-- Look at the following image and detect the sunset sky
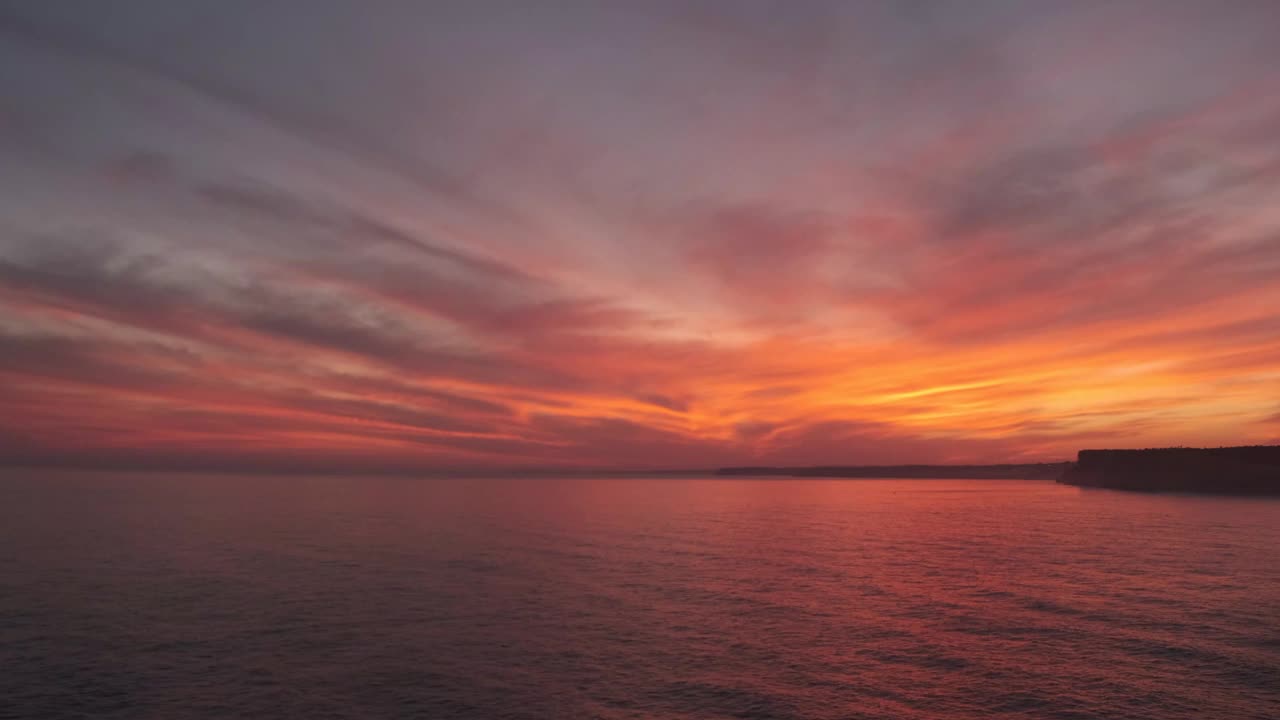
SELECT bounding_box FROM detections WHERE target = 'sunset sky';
[1,1,1278,472]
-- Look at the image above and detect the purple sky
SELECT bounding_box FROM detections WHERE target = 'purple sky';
[2,1,1279,471]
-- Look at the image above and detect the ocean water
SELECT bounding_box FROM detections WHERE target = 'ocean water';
[2,472,1278,720]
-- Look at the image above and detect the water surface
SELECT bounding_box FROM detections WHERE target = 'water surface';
[3,472,1278,719]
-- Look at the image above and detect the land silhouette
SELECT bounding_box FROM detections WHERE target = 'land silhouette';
[717,463,1067,480]
[1058,445,1280,495]
[720,445,1280,495]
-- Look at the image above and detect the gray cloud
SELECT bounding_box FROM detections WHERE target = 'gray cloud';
[3,0,1280,469]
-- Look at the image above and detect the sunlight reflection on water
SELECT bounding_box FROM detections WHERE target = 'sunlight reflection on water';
[2,473,1278,719]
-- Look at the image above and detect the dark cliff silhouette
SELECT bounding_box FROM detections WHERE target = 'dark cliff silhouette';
[1058,445,1280,495]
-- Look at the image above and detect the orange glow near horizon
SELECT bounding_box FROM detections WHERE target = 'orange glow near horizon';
[1,2,1279,471]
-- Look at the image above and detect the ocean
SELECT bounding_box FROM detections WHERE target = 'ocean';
[2,472,1278,719]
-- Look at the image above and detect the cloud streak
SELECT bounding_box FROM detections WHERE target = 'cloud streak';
[2,1,1278,471]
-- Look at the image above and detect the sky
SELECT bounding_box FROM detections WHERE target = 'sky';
[1,0,1278,472]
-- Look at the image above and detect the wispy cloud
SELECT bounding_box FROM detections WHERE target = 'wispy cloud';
[1,1,1278,470]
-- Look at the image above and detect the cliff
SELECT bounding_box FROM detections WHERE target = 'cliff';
[1058,445,1280,495]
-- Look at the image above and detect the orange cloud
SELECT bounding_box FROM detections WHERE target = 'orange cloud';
[2,1,1279,471]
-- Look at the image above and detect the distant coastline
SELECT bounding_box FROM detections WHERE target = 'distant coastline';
[716,463,1069,480]
[718,446,1280,494]
[1058,445,1280,495]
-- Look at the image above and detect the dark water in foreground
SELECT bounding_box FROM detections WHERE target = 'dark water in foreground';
[2,473,1279,720]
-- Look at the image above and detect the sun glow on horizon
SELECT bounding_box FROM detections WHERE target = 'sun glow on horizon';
[1,2,1278,471]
